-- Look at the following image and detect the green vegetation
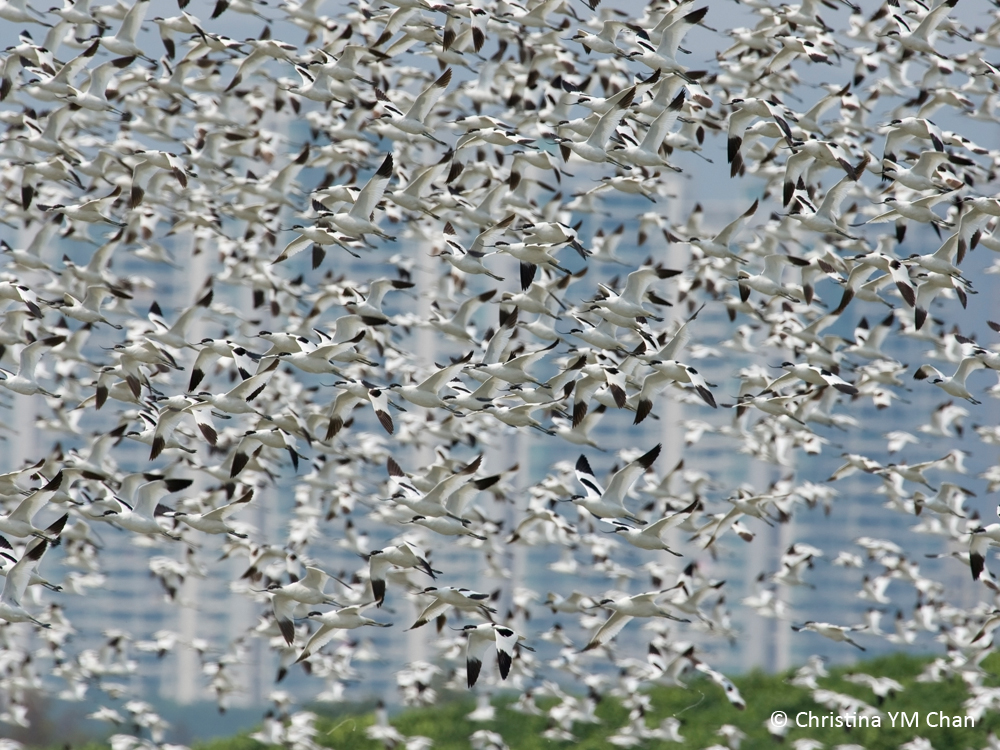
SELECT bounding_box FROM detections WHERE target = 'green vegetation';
[62,652,1000,750]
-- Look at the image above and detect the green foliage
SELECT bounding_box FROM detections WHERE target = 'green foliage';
[53,652,1000,750]
[196,736,271,750]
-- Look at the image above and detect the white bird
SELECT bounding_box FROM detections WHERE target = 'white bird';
[787,171,864,238]
[407,586,496,630]
[572,444,661,520]
[970,507,1000,581]
[584,590,690,651]
[615,90,685,171]
[608,500,697,555]
[0,472,66,541]
[727,97,795,176]
[387,454,482,517]
[555,85,635,166]
[195,360,278,417]
[325,154,396,242]
[172,489,253,537]
[737,255,810,303]
[387,354,473,409]
[881,151,955,191]
[65,57,134,113]
[462,622,531,687]
[765,362,859,396]
[368,543,436,606]
[294,605,392,663]
[913,357,986,405]
[628,6,708,76]
[688,199,757,264]
[376,69,452,145]
[187,339,253,391]
[103,478,191,541]
[267,566,347,645]
[59,286,125,328]
[571,20,630,56]
[882,117,944,163]
[0,539,50,628]
[99,0,152,58]
[437,219,508,281]
[858,192,957,230]
[791,621,866,650]
[0,336,65,397]
[886,0,961,58]
[591,265,679,322]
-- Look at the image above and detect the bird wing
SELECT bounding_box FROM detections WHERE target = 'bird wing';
[619,267,654,304]
[912,150,949,176]
[643,500,699,536]
[469,214,515,254]
[8,478,58,525]
[817,174,856,219]
[762,254,790,282]
[134,480,172,518]
[656,306,708,360]
[506,340,558,370]
[970,531,992,580]
[715,199,758,245]
[0,539,46,606]
[202,489,253,522]
[912,0,957,41]
[349,154,394,220]
[272,233,311,264]
[299,622,337,658]
[117,0,151,45]
[225,361,278,401]
[913,189,959,208]
[705,505,743,548]
[150,407,188,458]
[465,625,494,686]
[367,388,394,434]
[189,404,218,446]
[585,610,632,650]
[604,444,661,504]
[423,454,482,505]
[573,373,604,411]
[585,86,635,148]
[301,566,328,591]
[955,356,986,385]
[272,593,298,644]
[18,338,56,378]
[695,662,746,710]
[763,371,798,392]
[404,68,451,123]
[409,598,450,629]
[639,91,685,151]
[417,359,468,393]
[574,454,606,499]
[368,552,391,588]
[862,207,902,225]
[657,6,707,60]
[493,625,520,678]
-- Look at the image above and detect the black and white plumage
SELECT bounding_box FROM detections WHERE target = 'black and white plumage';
[462,622,531,687]
[573,444,661,520]
[1,0,999,729]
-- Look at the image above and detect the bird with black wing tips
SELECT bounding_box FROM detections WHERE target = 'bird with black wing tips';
[462,622,532,687]
[0,538,52,628]
[367,542,437,607]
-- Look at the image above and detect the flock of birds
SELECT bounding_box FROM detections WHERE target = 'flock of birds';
[1,0,1000,746]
